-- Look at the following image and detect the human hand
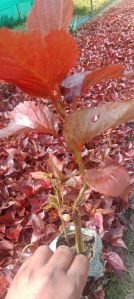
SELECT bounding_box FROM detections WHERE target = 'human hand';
[5,245,89,299]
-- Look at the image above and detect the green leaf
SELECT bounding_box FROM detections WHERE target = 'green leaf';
[48,195,59,209]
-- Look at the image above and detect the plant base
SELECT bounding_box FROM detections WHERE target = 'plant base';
[50,226,104,278]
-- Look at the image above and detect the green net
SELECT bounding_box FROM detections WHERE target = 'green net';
[0,0,112,29]
[0,0,33,28]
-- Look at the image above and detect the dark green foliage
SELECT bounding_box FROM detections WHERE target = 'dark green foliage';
[0,15,26,29]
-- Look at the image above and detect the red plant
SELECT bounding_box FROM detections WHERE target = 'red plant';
[0,0,134,297]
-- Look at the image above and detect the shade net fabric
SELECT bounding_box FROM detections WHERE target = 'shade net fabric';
[0,0,33,27]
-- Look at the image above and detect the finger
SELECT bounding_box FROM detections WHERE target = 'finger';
[17,256,32,273]
[47,246,74,272]
[68,255,89,292]
[28,246,53,270]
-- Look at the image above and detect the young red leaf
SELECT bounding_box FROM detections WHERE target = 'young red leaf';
[61,65,125,101]
[60,71,89,101]
[0,101,56,138]
[82,64,125,94]
[47,154,64,180]
[105,251,126,271]
[63,100,134,151]
[0,29,78,98]
[27,0,73,35]
[85,161,130,200]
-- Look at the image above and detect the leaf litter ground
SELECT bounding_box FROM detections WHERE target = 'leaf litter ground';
[0,0,134,298]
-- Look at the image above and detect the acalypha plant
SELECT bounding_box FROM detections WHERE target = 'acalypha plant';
[0,0,134,256]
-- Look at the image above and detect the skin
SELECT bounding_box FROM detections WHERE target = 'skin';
[5,245,89,299]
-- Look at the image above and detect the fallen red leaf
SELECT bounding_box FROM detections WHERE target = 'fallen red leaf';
[105,251,126,271]
[111,238,127,248]
[0,215,15,226]
[85,161,130,200]
[6,225,22,242]
[0,239,14,251]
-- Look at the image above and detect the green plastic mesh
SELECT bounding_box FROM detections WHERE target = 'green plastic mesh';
[0,1,33,28]
[0,0,112,29]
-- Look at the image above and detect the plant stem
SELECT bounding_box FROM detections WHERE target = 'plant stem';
[54,181,69,245]
[73,152,86,254]
[73,208,83,254]
[59,212,69,245]
[51,88,65,120]
[74,151,85,177]
[75,182,86,206]
[55,100,65,120]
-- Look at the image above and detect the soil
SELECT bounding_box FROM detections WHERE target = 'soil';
[57,233,94,259]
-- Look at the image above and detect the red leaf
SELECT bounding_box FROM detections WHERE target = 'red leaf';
[0,101,56,138]
[63,100,134,151]
[0,275,9,298]
[111,224,124,239]
[21,177,51,197]
[31,214,44,234]
[1,148,17,175]
[60,71,89,100]
[95,289,105,299]
[21,185,33,197]
[44,223,57,236]
[82,64,125,94]
[0,29,78,98]
[105,251,126,271]
[29,197,47,213]
[111,238,127,249]
[61,65,125,101]
[36,180,51,190]
[6,225,22,241]
[86,213,103,233]
[0,215,15,226]
[85,161,130,200]
[31,223,57,243]
[47,154,64,180]
[0,239,14,251]
[27,0,73,35]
